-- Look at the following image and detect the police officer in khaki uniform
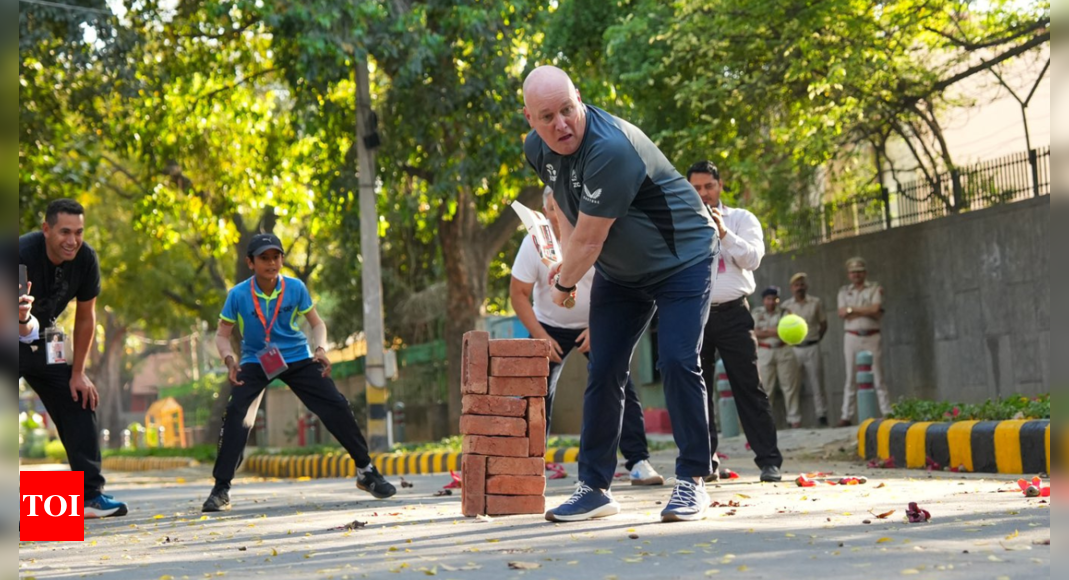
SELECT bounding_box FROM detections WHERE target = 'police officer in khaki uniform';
[752,287,803,428]
[836,257,891,426]
[781,273,829,427]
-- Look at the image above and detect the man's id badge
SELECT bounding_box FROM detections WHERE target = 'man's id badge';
[256,343,288,380]
[44,327,68,366]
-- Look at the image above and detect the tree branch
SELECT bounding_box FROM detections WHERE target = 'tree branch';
[402,164,436,184]
[192,67,278,107]
[930,30,1050,93]
[925,18,1049,52]
[163,289,202,311]
[1024,58,1051,106]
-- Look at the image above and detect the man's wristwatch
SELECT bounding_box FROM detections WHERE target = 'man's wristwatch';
[554,280,577,294]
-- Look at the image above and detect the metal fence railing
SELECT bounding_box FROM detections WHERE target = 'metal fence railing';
[772,147,1050,251]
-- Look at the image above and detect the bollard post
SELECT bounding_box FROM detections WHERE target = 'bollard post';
[715,359,741,438]
[122,429,132,450]
[101,429,110,448]
[393,402,407,445]
[856,351,879,422]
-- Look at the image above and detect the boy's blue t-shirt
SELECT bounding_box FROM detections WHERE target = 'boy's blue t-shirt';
[220,276,315,365]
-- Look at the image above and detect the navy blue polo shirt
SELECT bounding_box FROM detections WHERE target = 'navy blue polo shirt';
[220,276,315,365]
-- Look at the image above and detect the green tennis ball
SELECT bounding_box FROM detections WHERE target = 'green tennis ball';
[778,314,809,346]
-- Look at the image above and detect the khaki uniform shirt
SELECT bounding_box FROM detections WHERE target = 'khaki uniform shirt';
[837,281,883,332]
[752,306,787,348]
[781,296,826,343]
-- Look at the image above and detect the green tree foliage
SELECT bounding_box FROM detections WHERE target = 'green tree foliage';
[553,0,1048,223]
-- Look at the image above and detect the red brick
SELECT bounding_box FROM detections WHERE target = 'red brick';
[487,457,545,477]
[486,495,546,516]
[489,357,550,378]
[459,415,528,438]
[527,397,547,458]
[462,331,490,395]
[462,436,530,458]
[486,475,546,496]
[488,377,549,398]
[488,339,552,359]
[461,455,487,517]
[462,395,528,418]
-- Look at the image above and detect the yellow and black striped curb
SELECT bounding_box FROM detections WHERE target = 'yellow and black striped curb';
[245,448,581,480]
[103,457,201,472]
[858,418,1053,475]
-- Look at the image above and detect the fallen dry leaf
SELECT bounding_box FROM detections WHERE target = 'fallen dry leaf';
[1033,539,1050,546]
[508,562,542,570]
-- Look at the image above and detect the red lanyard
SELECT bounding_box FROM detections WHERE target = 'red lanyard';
[251,278,286,341]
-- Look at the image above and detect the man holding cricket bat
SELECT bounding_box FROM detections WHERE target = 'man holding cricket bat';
[523,66,719,523]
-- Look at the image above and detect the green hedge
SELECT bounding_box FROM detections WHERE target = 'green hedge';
[101,444,217,463]
[889,395,1050,423]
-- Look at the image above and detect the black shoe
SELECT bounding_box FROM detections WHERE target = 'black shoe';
[703,471,721,484]
[760,466,783,483]
[818,417,829,428]
[357,466,397,499]
[202,487,231,513]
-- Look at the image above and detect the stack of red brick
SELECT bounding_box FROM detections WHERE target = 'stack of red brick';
[461,331,550,517]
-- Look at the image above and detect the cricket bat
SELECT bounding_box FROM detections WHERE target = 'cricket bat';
[511,200,562,266]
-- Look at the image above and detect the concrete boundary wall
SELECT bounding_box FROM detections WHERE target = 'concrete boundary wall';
[755,197,1049,423]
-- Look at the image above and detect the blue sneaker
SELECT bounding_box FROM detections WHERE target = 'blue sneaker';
[660,479,709,523]
[85,494,129,519]
[545,483,620,522]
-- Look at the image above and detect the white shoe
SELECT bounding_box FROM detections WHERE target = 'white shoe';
[630,460,666,486]
[661,479,710,523]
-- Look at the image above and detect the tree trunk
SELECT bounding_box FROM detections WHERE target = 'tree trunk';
[439,188,490,432]
[95,311,127,449]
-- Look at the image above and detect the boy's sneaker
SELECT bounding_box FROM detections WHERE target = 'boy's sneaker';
[545,483,621,522]
[85,494,129,519]
[630,460,666,486]
[357,466,397,499]
[660,479,709,523]
[201,487,231,513]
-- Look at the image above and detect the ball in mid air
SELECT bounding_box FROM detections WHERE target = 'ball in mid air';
[778,314,809,346]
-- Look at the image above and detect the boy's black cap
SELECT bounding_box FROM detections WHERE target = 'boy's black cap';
[762,286,781,298]
[248,233,285,257]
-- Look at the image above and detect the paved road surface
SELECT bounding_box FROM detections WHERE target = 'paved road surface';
[18,452,1050,580]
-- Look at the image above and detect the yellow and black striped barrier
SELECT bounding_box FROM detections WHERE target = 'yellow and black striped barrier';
[244,447,581,480]
[858,418,1053,475]
[103,457,200,472]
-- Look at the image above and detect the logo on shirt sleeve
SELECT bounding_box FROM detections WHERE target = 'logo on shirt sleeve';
[582,184,603,204]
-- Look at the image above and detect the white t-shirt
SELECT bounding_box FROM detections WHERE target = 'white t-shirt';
[511,235,595,330]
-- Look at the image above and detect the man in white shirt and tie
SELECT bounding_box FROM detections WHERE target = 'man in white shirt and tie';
[687,161,784,483]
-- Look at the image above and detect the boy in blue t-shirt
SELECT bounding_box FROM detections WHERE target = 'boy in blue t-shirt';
[202,234,396,512]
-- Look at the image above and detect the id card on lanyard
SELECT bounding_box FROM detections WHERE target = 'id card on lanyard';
[44,326,68,365]
[253,279,289,380]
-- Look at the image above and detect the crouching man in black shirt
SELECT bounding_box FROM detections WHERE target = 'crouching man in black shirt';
[19,199,128,518]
